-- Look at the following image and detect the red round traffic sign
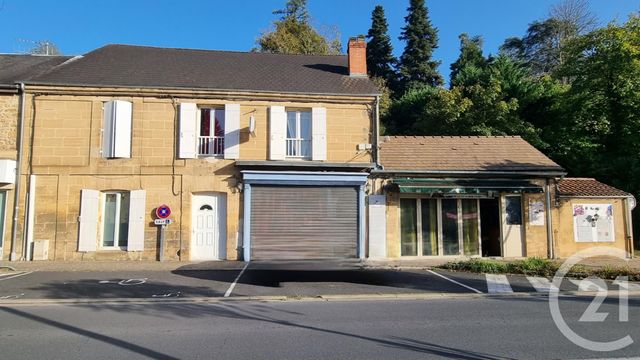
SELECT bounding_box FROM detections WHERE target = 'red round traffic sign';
[156,204,171,219]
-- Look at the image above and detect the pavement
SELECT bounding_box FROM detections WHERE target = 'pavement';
[1,259,639,304]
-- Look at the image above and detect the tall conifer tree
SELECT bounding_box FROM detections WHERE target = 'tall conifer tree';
[366,6,396,86]
[398,0,443,90]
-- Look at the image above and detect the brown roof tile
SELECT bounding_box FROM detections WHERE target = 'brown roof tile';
[0,54,73,85]
[27,44,380,96]
[379,135,563,173]
[557,178,630,197]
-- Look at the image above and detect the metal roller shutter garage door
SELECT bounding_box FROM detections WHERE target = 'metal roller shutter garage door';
[251,186,358,260]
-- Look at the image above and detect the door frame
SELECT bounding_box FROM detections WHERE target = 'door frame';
[501,194,524,257]
[191,192,227,261]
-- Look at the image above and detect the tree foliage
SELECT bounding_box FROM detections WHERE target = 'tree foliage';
[398,0,443,90]
[257,0,341,55]
[449,34,487,87]
[366,6,397,89]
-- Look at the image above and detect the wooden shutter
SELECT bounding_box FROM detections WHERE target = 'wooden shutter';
[102,101,132,158]
[269,106,286,160]
[127,190,146,251]
[311,107,327,161]
[78,189,99,252]
[179,103,197,159]
[113,100,132,158]
[224,104,240,159]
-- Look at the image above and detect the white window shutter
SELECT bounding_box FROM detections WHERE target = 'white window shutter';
[78,189,99,252]
[269,106,286,160]
[179,103,197,159]
[102,101,115,157]
[127,190,146,252]
[224,104,240,159]
[312,107,327,161]
[113,100,132,158]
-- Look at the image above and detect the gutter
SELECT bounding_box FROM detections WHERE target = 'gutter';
[0,84,19,94]
[9,83,25,261]
[370,169,567,177]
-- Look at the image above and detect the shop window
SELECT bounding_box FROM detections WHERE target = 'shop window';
[400,198,481,257]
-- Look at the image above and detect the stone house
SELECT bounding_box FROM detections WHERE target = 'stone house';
[1,38,379,262]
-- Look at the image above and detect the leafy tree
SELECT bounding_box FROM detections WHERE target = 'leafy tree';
[449,34,487,87]
[257,0,341,55]
[366,5,397,89]
[398,0,443,90]
[29,41,62,55]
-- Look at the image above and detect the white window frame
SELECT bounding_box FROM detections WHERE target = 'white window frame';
[285,110,312,159]
[100,191,129,250]
[400,197,482,257]
[197,107,225,157]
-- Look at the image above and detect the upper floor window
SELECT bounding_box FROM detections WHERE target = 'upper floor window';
[199,108,225,156]
[286,110,311,159]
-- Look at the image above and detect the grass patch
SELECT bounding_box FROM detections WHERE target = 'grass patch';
[439,258,640,280]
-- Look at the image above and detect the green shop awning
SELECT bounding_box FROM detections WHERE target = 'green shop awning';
[393,178,543,195]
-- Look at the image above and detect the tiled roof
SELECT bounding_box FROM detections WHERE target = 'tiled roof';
[0,54,72,85]
[27,44,380,96]
[557,178,631,197]
[379,135,564,173]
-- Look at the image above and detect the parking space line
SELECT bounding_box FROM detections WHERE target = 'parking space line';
[224,263,249,298]
[526,276,554,293]
[486,274,513,293]
[0,271,34,282]
[427,270,483,294]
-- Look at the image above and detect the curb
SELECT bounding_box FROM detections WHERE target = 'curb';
[2,290,639,306]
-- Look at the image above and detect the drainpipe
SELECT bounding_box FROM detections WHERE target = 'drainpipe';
[625,196,636,258]
[374,95,382,170]
[545,178,555,259]
[9,83,26,261]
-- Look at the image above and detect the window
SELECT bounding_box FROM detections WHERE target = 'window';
[505,196,522,225]
[102,100,132,158]
[198,108,225,156]
[400,198,481,257]
[286,110,311,159]
[102,192,130,249]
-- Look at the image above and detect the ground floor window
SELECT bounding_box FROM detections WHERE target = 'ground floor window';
[102,192,130,249]
[401,198,480,257]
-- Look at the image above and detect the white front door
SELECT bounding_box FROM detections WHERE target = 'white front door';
[191,193,226,261]
[502,195,524,257]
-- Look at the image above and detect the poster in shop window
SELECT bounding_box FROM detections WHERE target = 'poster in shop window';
[573,204,614,242]
[528,200,545,226]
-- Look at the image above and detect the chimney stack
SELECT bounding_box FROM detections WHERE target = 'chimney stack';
[348,36,367,77]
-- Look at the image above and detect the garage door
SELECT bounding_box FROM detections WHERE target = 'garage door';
[250,186,358,260]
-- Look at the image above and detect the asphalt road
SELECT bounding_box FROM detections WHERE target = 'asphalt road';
[1,265,636,301]
[0,296,638,359]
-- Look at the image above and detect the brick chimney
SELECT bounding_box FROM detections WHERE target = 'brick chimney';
[348,36,367,77]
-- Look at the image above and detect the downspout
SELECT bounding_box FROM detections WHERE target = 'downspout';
[9,83,26,261]
[625,196,635,258]
[545,178,555,259]
[374,95,382,170]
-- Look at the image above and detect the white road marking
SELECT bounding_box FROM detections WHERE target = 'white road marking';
[224,263,250,298]
[569,278,606,292]
[0,271,33,282]
[486,274,513,293]
[526,276,555,293]
[613,276,640,291]
[427,270,483,294]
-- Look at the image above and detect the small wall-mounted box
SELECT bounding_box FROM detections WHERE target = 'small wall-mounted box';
[357,144,373,151]
[0,159,16,184]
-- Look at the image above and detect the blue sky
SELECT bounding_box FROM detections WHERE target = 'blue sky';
[1,0,638,79]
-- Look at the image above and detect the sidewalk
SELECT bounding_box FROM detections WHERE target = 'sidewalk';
[0,260,247,272]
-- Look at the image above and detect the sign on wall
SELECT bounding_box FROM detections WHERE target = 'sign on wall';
[529,199,545,226]
[573,204,614,242]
